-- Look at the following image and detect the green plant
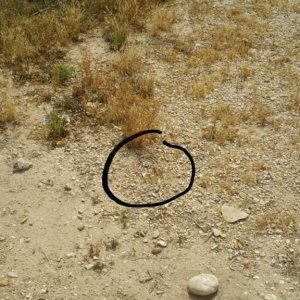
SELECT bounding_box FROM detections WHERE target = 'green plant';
[46,111,69,139]
[45,64,73,85]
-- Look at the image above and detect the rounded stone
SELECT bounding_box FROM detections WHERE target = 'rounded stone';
[187,274,219,296]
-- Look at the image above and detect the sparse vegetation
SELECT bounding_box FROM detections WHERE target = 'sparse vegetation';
[255,210,297,235]
[0,98,16,125]
[150,8,177,35]
[46,111,69,139]
[45,64,73,85]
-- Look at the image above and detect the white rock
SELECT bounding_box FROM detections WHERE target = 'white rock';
[188,274,219,296]
[13,159,32,172]
[157,240,167,248]
[212,228,222,237]
[7,272,18,278]
[264,294,277,300]
[221,205,248,223]
[66,252,75,258]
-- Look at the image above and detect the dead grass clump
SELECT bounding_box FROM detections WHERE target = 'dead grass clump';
[192,76,214,98]
[251,161,269,171]
[255,210,297,235]
[114,50,142,76]
[106,81,161,148]
[68,54,116,113]
[250,102,273,126]
[0,98,16,125]
[287,90,300,113]
[131,75,155,98]
[195,47,221,66]
[211,25,254,58]
[212,105,238,126]
[0,2,85,66]
[202,123,239,145]
[238,64,254,80]
[150,8,177,36]
[189,0,214,16]
[240,172,258,185]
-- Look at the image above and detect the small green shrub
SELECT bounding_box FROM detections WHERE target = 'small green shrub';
[45,64,73,85]
[46,112,69,139]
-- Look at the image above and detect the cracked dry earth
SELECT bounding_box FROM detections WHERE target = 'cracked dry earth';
[0,1,299,300]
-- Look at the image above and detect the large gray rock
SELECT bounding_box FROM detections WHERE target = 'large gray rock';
[188,273,219,296]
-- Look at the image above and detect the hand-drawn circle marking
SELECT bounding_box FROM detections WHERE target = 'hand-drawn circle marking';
[102,129,195,208]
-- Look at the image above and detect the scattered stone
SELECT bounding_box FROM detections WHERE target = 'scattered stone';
[0,278,9,287]
[139,273,152,283]
[7,272,18,278]
[85,263,95,270]
[40,288,48,294]
[156,240,167,248]
[264,294,278,300]
[212,228,222,237]
[77,224,85,231]
[13,159,32,172]
[64,184,72,191]
[0,236,5,241]
[187,274,219,296]
[151,247,163,255]
[66,252,76,258]
[55,140,65,148]
[221,205,248,223]
[20,217,28,224]
[153,230,160,239]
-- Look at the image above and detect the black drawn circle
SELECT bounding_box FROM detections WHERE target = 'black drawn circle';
[102,130,195,207]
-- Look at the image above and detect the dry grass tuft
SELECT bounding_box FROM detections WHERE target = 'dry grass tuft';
[65,53,115,114]
[106,81,161,148]
[194,47,221,66]
[238,64,254,80]
[202,122,239,145]
[192,76,215,98]
[211,25,254,59]
[113,50,142,76]
[212,105,238,126]
[240,172,258,185]
[255,210,297,235]
[0,98,16,125]
[150,8,177,36]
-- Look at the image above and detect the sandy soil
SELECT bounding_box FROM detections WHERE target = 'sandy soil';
[0,1,299,299]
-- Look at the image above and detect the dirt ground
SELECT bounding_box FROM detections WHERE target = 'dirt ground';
[0,1,299,299]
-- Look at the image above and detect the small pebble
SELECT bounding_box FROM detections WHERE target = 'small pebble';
[153,230,160,239]
[7,272,18,278]
[156,240,167,248]
[77,224,85,231]
[264,294,278,300]
[40,288,48,294]
[188,274,219,296]
[66,252,76,258]
[64,184,72,191]
[85,263,95,270]
[151,247,163,255]
[212,228,222,237]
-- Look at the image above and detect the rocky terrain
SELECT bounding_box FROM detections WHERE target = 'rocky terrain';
[0,1,299,299]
